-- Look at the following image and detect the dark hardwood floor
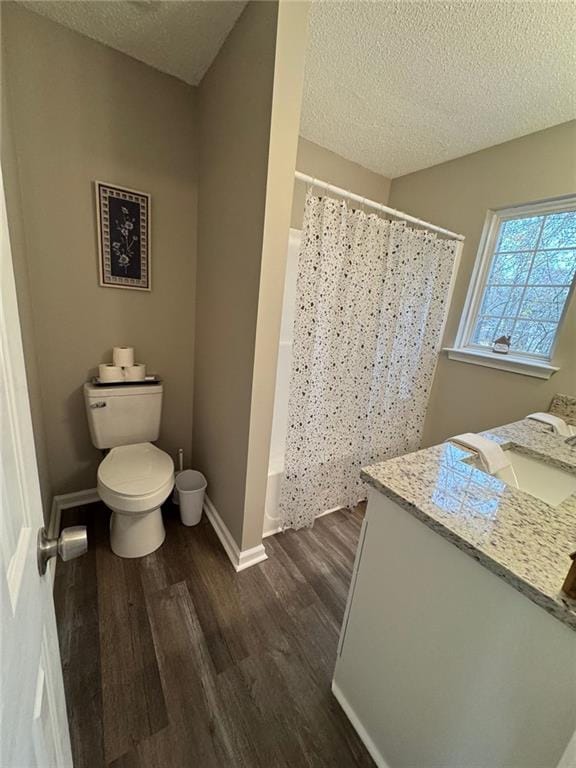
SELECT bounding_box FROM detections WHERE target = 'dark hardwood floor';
[54,501,374,768]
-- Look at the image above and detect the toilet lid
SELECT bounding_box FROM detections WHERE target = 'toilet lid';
[98,443,174,496]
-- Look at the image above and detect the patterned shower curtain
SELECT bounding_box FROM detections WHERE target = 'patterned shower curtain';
[279,191,458,530]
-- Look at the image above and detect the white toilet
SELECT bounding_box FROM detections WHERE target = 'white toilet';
[84,382,174,558]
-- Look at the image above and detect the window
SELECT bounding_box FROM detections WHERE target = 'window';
[447,197,576,379]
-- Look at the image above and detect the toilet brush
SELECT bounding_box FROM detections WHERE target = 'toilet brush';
[172,448,184,505]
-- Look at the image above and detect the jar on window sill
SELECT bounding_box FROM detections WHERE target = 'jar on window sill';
[493,335,511,354]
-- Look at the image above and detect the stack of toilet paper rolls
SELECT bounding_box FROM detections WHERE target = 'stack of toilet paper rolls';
[98,347,147,383]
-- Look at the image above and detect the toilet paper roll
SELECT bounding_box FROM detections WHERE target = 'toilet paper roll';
[124,363,146,382]
[112,346,134,367]
[99,364,124,383]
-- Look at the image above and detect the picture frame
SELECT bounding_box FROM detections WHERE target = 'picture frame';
[95,181,151,291]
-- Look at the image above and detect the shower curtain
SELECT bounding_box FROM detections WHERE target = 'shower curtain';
[279,191,458,530]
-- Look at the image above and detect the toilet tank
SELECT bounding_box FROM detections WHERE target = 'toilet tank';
[84,382,163,449]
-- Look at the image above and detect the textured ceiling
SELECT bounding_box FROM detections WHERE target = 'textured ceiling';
[21,0,246,86]
[21,1,575,178]
[301,0,576,178]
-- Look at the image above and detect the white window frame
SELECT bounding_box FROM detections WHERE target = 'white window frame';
[445,196,576,380]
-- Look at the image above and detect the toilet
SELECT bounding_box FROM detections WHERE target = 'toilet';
[84,382,174,558]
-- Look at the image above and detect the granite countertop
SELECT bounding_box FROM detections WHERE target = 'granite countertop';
[550,392,576,425]
[361,416,576,631]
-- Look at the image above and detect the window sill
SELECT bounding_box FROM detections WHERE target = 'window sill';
[443,347,559,380]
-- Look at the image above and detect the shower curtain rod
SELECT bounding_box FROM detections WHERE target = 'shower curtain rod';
[294,171,465,241]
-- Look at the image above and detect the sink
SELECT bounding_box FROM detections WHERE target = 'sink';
[471,449,576,507]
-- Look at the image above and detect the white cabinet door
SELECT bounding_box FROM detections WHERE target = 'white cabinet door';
[1,165,73,766]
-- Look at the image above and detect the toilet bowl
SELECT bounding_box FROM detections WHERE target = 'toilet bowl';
[97,442,174,558]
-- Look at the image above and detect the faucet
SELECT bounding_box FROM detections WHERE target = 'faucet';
[526,413,576,444]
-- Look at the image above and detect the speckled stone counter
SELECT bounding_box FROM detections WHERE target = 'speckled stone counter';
[550,392,576,425]
[361,418,576,631]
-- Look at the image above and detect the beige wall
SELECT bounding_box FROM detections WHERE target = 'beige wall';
[1,26,53,522]
[192,1,279,548]
[291,137,391,228]
[2,4,198,495]
[389,121,576,446]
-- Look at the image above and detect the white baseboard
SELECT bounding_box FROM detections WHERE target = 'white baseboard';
[262,504,344,539]
[203,495,268,572]
[49,488,100,538]
[48,488,100,587]
[48,488,268,576]
[331,680,391,768]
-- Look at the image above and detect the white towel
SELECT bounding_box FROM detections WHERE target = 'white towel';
[449,433,512,474]
[526,412,572,437]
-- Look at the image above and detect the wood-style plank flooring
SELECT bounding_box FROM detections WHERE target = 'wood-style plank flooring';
[54,501,375,767]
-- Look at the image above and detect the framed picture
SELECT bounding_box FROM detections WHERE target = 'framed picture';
[95,181,151,290]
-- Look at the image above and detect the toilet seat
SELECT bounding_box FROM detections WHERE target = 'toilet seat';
[99,442,173,494]
[98,443,174,515]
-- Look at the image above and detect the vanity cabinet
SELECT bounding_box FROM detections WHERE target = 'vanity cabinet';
[333,487,576,768]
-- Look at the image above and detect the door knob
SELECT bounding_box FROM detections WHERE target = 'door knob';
[37,526,88,576]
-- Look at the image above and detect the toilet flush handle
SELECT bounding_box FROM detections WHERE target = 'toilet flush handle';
[90,401,107,409]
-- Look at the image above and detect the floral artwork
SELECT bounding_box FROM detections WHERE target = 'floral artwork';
[96,182,151,290]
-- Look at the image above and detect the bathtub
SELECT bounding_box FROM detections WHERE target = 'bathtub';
[263,339,293,537]
[262,226,357,536]
[263,229,300,537]
[263,454,285,537]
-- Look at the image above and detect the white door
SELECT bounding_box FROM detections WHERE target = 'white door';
[1,166,74,765]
